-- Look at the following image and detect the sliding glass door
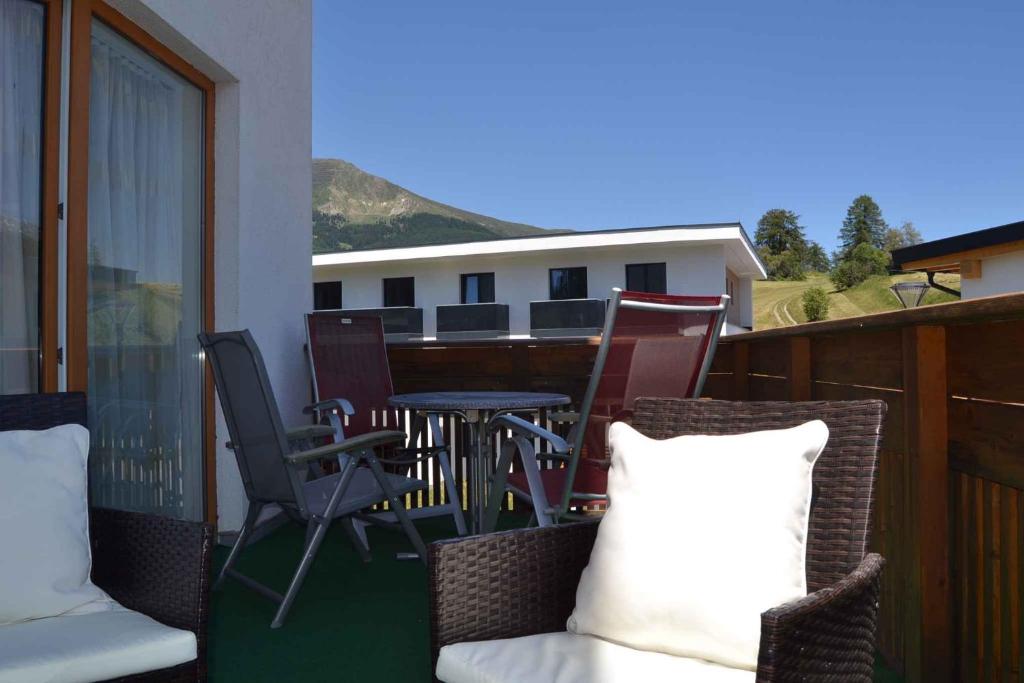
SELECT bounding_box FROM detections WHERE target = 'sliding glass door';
[0,0,45,394]
[82,18,206,521]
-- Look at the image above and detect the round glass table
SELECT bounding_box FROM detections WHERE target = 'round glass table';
[387,391,571,534]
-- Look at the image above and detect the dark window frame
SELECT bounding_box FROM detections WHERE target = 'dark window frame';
[382,276,415,308]
[460,272,496,304]
[548,267,588,300]
[625,262,667,294]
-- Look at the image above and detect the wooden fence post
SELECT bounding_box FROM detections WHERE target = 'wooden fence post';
[732,341,749,400]
[789,337,812,401]
[902,325,951,682]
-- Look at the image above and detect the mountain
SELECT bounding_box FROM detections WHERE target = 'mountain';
[312,158,567,253]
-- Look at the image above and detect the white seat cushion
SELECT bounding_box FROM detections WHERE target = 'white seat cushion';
[0,599,197,683]
[567,420,828,670]
[0,425,106,624]
[437,632,754,683]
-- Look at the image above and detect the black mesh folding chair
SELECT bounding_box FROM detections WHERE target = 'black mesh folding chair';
[200,330,428,628]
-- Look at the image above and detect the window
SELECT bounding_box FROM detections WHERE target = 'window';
[383,277,415,307]
[0,0,47,394]
[625,262,667,294]
[549,267,588,300]
[460,273,495,304]
[71,10,215,523]
[313,281,342,310]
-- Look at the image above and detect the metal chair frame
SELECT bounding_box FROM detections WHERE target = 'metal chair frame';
[200,330,428,628]
[485,288,730,529]
[303,313,467,545]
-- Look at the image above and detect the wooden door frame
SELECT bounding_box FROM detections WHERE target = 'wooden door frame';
[66,0,218,525]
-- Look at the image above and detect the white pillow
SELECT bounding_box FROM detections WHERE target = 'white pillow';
[567,420,829,671]
[0,424,107,624]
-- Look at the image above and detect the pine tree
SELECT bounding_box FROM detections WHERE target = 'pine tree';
[754,209,809,280]
[755,209,807,256]
[838,195,888,259]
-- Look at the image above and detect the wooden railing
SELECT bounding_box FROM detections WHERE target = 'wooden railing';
[387,292,1024,682]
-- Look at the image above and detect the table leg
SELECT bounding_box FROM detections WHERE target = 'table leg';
[465,410,484,535]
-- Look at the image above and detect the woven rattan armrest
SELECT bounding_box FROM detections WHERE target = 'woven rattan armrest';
[429,522,599,664]
[756,553,884,681]
[89,507,214,678]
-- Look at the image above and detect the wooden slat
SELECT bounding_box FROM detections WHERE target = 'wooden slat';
[732,342,749,400]
[950,398,1024,489]
[811,329,904,390]
[747,337,789,377]
[709,341,734,374]
[701,373,731,400]
[811,382,904,453]
[748,375,787,401]
[902,325,951,682]
[789,337,811,401]
[948,319,1024,404]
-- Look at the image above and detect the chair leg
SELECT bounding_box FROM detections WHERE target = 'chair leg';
[429,413,467,535]
[483,437,517,533]
[513,436,556,527]
[364,453,428,563]
[271,456,359,629]
[214,501,263,590]
[340,517,372,563]
[272,518,330,629]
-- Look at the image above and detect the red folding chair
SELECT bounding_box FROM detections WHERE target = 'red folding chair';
[485,288,729,529]
[304,314,467,545]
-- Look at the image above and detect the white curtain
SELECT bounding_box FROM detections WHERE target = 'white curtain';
[86,20,204,521]
[0,0,44,394]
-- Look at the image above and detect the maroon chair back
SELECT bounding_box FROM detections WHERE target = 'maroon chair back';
[305,313,399,438]
[569,290,728,501]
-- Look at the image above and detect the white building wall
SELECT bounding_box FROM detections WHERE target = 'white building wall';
[315,244,738,337]
[117,0,313,533]
[960,251,1024,299]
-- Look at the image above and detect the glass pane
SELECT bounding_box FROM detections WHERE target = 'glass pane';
[464,275,479,304]
[86,20,205,521]
[0,0,44,394]
[550,267,587,300]
[383,277,414,307]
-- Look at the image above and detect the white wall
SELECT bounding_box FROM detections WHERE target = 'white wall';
[960,251,1024,299]
[116,0,313,533]
[315,244,741,337]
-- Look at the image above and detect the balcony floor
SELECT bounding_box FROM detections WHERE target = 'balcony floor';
[209,515,904,682]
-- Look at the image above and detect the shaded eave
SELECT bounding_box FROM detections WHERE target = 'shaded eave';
[892,219,1024,272]
[313,222,768,279]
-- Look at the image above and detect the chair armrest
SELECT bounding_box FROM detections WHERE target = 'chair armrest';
[756,553,885,681]
[548,411,579,424]
[285,429,408,464]
[89,507,213,670]
[286,424,337,442]
[429,522,599,663]
[303,398,355,416]
[489,414,570,454]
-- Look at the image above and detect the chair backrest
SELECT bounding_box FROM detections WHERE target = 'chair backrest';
[304,313,399,437]
[562,289,729,510]
[631,397,886,591]
[199,330,302,507]
[0,392,87,431]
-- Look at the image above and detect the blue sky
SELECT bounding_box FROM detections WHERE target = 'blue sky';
[313,0,1023,252]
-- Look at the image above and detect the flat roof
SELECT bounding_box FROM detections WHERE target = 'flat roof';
[312,222,767,279]
[892,219,1024,270]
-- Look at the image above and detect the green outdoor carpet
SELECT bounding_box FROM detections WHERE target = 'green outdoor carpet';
[209,516,903,682]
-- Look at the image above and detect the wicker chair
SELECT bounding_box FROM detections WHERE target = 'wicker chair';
[430,398,886,682]
[0,392,213,683]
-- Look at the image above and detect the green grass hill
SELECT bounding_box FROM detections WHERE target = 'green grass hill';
[754,272,961,330]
